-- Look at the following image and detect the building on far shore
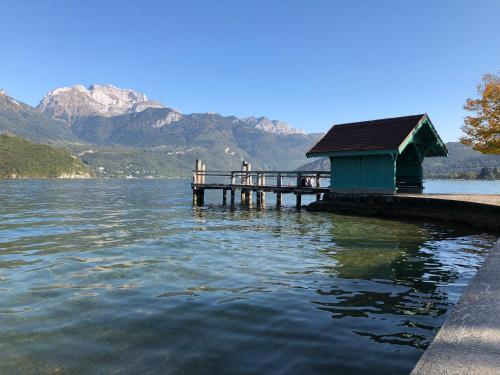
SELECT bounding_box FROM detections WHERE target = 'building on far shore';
[306,114,447,194]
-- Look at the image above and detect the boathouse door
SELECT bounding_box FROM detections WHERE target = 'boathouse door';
[395,144,423,193]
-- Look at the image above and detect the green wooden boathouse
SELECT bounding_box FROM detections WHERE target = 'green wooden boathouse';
[306,114,447,194]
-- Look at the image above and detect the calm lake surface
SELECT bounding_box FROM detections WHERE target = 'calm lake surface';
[424,179,500,194]
[0,180,496,374]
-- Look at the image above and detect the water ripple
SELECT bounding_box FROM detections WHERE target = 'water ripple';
[0,179,495,375]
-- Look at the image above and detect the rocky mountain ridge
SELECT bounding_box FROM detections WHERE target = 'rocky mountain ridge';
[37,84,166,123]
[37,84,305,135]
[241,116,304,135]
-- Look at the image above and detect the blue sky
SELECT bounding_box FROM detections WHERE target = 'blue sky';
[0,0,499,141]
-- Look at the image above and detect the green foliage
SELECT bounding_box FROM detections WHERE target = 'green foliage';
[478,167,500,179]
[423,142,500,178]
[461,74,500,154]
[0,134,91,178]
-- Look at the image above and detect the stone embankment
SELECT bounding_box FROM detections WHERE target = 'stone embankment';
[307,194,500,232]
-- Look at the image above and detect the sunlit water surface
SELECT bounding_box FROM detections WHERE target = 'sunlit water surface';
[0,180,496,374]
[424,179,500,194]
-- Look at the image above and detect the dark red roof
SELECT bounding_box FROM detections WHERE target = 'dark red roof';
[307,114,426,155]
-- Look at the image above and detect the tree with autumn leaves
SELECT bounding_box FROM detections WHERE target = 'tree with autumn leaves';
[460,74,500,154]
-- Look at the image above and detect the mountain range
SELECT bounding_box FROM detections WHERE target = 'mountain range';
[0,84,498,178]
[0,85,320,176]
[0,134,90,178]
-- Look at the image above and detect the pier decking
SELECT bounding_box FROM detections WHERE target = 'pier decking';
[191,160,330,208]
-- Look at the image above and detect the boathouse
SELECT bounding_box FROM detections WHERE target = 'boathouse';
[306,114,447,194]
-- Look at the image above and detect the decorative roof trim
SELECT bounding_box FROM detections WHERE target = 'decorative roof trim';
[397,114,448,156]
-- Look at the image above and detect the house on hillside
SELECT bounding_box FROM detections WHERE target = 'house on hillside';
[306,114,447,194]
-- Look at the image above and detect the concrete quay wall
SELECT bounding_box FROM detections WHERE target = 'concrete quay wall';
[306,193,500,232]
[411,238,500,375]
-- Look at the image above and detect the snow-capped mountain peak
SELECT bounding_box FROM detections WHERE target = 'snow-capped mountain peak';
[37,84,166,123]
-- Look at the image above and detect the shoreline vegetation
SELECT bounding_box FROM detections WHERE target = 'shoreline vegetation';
[0,134,92,179]
[426,167,500,180]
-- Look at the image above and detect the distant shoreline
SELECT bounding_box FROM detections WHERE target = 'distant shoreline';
[425,177,500,181]
[1,176,497,181]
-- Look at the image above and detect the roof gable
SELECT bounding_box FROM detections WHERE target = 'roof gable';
[307,114,430,157]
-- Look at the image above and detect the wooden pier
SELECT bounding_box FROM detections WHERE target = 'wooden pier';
[191,160,330,208]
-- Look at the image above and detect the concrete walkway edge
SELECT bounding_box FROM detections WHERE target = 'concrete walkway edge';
[411,238,500,374]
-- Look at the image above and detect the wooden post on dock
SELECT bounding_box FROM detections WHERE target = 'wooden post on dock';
[240,161,247,205]
[315,172,321,201]
[193,159,201,206]
[197,162,205,206]
[296,172,302,209]
[256,172,261,207]
[256,172,265,208]
[195,159,202,183]
[201,163,206,184]
[260,174,266,207]
[222,189,227,205]
[276,172,282,207]
[246,163,252,207]
[230,171,236,206]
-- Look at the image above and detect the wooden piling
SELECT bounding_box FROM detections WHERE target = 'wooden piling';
[246,163,252,207]
[256,172,261,207]
[276,193,282,207]
[260,174,266,207]
[222,189,227,205]
[315,172,321,201]
[276,172,282,208]
[197,189,204,206]
[296,172,302,209]
[240,161,247,205]
[230,189,235,206]
[193,159,201,206]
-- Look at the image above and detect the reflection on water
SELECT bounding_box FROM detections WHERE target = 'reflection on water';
[0,180,495,374]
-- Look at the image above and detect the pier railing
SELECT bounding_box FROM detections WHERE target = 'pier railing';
[193,170,330,187]
[191,160,330,208]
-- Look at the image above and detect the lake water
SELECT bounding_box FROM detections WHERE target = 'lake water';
[0,180,496,374]
[424,179,500,194]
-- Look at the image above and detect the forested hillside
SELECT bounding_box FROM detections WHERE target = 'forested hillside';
[0,134,91,178]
